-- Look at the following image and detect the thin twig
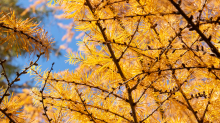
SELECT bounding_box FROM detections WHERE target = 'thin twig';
[75,88,97,123]
[0,52,44,122]
[39,62,55,123]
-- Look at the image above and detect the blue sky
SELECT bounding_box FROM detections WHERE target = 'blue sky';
[15,0,79,86]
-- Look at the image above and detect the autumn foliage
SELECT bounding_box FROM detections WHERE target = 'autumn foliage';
[1,0,220,122]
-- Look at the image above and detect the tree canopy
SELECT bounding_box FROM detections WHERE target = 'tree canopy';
[1,0,220,122]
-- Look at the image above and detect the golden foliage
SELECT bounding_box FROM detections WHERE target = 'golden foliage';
[2,0,220,123]
[0,10,54,59]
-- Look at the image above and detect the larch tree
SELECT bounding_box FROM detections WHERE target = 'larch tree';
[1,0,220,122]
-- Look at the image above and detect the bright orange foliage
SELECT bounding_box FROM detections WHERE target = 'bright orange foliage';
[1,0,220,122]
